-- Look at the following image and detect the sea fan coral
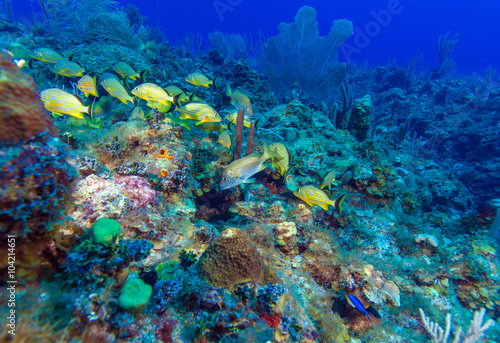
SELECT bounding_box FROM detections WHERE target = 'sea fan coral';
[44,0,118,44]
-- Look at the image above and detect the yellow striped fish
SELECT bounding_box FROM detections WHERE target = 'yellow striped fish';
[177,103,221,124]
[217,130,232,149]
[165,85,191,104]
[144,100,174,113]
[112,62,145,80]
[131,106,144,119]
[131,83,179,107]
[164,114,191,131]
[270,143,290,177]
[164,85,185,96]
[64,116,103,130]
[77,75,99,97]
[225,112,252,128]
[194,121,228,133]
[99,72,120,81]
[185,72,215,88]
[293,185,346,213]
[40,88,89,119]
[227,83,253,116]
[100,77,135,105]
[220,142,278,190]
[30,47,66,63]
[320,170,337,191]
[51,60,85,77]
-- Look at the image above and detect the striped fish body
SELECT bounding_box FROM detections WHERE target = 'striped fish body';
[230,93,253,116]
[100,77,134,105]
[220,153,266,190]
[40,88,89,119]
[30,48,66,63]
[64,116,103,130]
[185,72,213,88]
[220,143,276,190]
[112,62,140,79]
[145,100,173,113]
[51,60,85,77]
[225,112,251,128]
[270,143,290,176]
[177,103,221,123]
[132,83,173,106]
[226,83,253,116]
[320,170,337,190]
[164,85,185,96]
[99,72,119,82]
[194,121,228,133]
[165,85,190,104]
[77,75,99,97]
[217,130,232,148]
[294,186,336,211]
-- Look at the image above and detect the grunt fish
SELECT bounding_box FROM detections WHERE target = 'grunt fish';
[220,143,278,190]
[40,88,90,119]
[293,185,346,213]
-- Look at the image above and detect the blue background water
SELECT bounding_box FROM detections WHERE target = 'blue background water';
[12,0,500,74]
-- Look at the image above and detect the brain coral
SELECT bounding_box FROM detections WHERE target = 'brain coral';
[196,227,263,288]
[0,51,57,144]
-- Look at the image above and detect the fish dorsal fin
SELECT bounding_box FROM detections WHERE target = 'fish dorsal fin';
[246,152,260,158]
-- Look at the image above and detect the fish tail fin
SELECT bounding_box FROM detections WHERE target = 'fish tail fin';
[123,76,132,91]
[139,69,147,82]
[211,76,218,90]
[334,194,346,215]
[67,53,76,62]
[255,117,262,131]
[95,118,103,130]
[366,305,381,320]
[172,93,181,108]
[226,82,232,97]
[90,97,97,121]
[262,142,279,160]
[28,59,34,69]
[180,119,191,131]
[132,97,137,106]
[92,76,100,97]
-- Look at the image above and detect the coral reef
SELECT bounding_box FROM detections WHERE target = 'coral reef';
[0,51,57,144]
[196,227,268,288]
[1,3,499,342]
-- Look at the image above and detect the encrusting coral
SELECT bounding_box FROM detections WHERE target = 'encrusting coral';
[0,51,57,144]
[196,227,268,288]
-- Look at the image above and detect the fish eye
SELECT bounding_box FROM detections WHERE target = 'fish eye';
[159,149,165,154]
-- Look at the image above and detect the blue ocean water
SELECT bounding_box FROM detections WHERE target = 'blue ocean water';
[13,0,500,74]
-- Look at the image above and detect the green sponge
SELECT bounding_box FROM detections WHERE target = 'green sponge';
[92,218,121,244]
[118,277,152,312]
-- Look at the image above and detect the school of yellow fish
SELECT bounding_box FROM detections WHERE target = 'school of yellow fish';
[31,46,347,214]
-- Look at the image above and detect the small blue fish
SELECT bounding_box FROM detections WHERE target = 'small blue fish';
[347,293,373,322]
